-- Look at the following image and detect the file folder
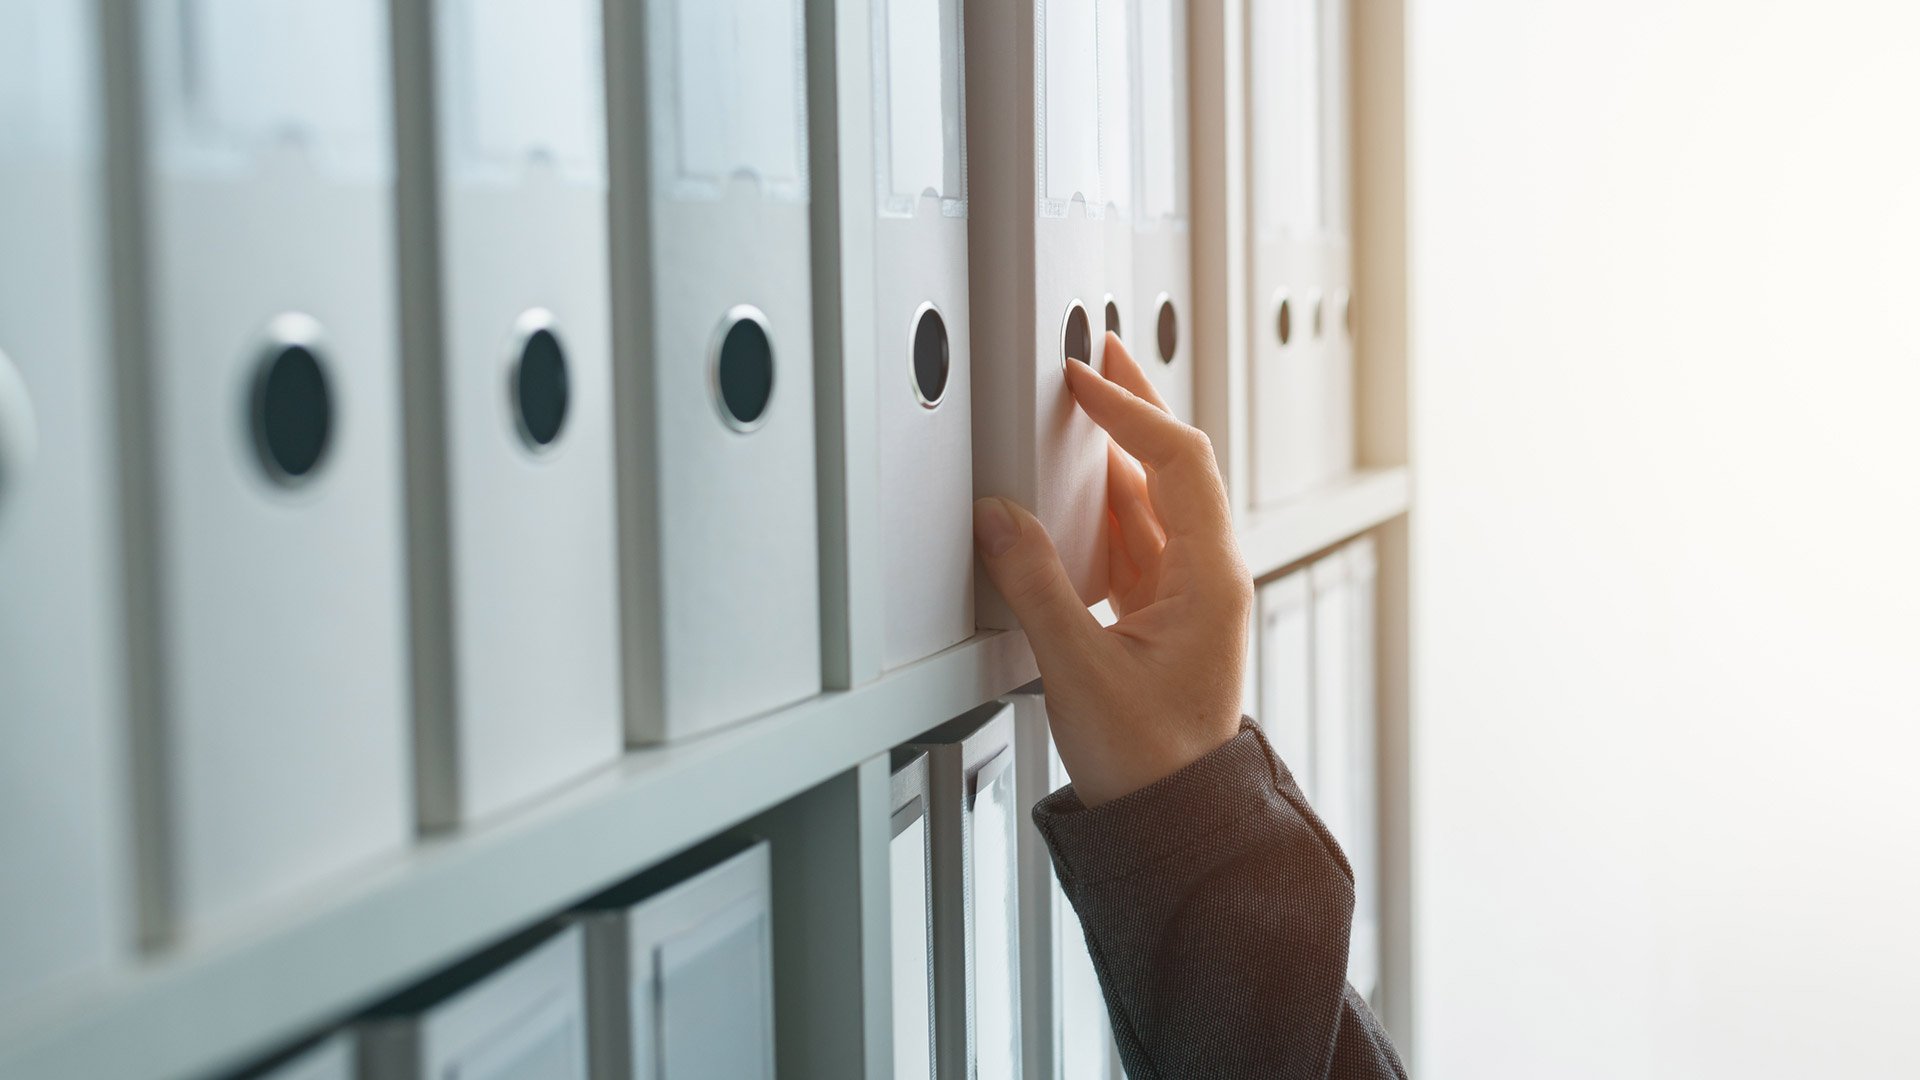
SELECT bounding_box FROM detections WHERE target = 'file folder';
[103,0,412,943]
[1010,691,1118,1080]
[575,838,776,1080]
[0,0,132,1011]
[871,0,977,670]
[1345,535,1380,999]
[1258,569,1314,789]
[1126,0,1194,421]
[891,750,937,1080]
[392,0,623,828]
[360,927,588,1080]
[967,0,1123,628]
[606,0,823,740]
[908,702,1023,1079]
[1309,549,1353,839]
[239,1032,356,1080]
[1246,0,1354,507]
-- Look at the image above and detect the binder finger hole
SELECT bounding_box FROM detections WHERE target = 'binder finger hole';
[1275,292,1294,346]
[1104,297,1122,340]
[713,306,775,431]
[513,324,571,449]
[909,303,950,409]
[1060,301,1092,371]
[1341,290,1355,338]
[250,321,333,484]
[1310,292,1326,339]
[1155,295,1179,364]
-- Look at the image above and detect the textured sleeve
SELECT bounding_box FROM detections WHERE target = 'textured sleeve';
[1032,721,1408,1079]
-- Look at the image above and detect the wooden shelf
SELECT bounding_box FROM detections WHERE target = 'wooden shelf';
[0,469,1408,1080]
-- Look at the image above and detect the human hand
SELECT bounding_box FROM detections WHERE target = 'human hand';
[973,332,1253,807]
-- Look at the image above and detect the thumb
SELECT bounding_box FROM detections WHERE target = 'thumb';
[974,497,1102,667]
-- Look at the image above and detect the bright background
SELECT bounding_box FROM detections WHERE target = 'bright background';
[1404,2,1920,1077]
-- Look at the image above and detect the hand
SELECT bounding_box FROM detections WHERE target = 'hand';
[973,332,1253,807]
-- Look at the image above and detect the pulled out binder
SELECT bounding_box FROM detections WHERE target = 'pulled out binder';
[360,927,588,1079]
[393,0,623,829]
[908,702,1024,1078]
[575,838,777,1080]
[967,0,1134,628]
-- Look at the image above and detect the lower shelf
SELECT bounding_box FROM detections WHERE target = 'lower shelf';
[0,464,1408,1080]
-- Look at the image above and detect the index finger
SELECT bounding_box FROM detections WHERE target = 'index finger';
[1065,359,1232,538]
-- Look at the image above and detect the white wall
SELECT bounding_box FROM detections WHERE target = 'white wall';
[1405,3,1920,1077]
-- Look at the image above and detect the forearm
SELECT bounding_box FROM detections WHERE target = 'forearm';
[1033,721,1407,1079]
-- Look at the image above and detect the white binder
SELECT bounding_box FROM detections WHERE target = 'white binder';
[242,1032,357,1080]
[1344,536,1380,1000]
[966,0,1121,628]
[1309,549,1353,841]
[104,0,411,943]
[1010,692,1119,1080]
[908,702,1023,1079]
[360,927,588,1080]
[1246,0,1355,508]
[815,0,976,684]
[0,0,132,1011]
[1257,569,1314,791]
[392,0,623,829]
[606,0,823,741]
[1126,0,1194,421]
[575,839,777,1080]
[890,751,938,1080]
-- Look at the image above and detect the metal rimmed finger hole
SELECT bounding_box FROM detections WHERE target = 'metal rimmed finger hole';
[711,306,775,431]
[1275,291,1294,346]
[1060,301,1093,371]
[909,303,950,408]
[1154,294,1179,365]
[1104,296,1122,340]
[510,315,571,450]
[249,315,333,484]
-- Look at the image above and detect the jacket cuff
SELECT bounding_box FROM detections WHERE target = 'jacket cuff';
[1032,719,1291,887]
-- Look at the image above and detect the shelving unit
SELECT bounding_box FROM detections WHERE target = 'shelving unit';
[0,468,1409,1080]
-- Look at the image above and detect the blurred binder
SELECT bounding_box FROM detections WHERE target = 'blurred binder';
[1344,535,1381,1000]
[0,0,132,1011]
[575,838,777,1080]
[360,927,588,1079]
[1258,568,1314,790]
[966,0,1123,628]
[1126,0,1195,421]
[105,0,411,943]
[606,0,823,741]
[1246,0,1355,508]
[393,0,623,829]
[891,750,938,1080]
[908,702,1024,1079]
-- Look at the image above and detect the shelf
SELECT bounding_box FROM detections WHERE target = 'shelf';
[1236,466,1412,580]
[0,469,1407,1080]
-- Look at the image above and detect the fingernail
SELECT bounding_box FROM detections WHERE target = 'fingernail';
[973,497,1020,558]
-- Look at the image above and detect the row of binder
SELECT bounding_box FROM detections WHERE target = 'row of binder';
[0,0,1360,1017]
[1244,535,1381,1001]
[217,692,1113,1080]
[225,837,775,1080]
